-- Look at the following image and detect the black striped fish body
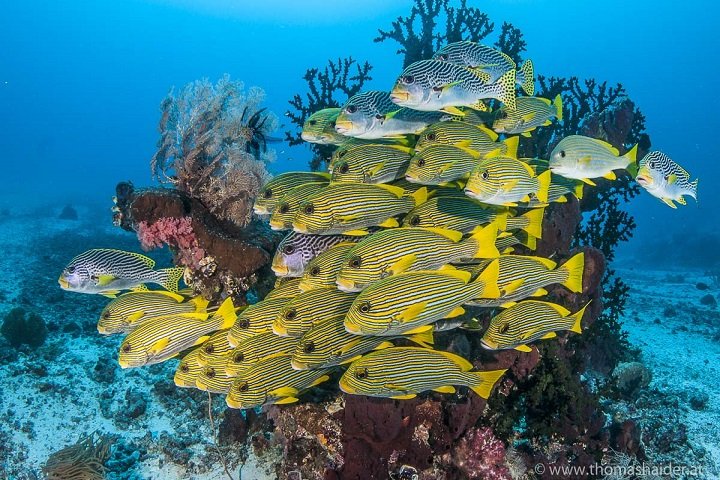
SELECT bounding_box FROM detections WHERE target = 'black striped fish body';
[433,41,535,95]
[254,171,331,215]
[272,232,359,277]
[117,297,237,368]
[97,290,208,335]
[59,249,184,295]
[390,60,517,113]
[292,183,427,236]
[298,243,356,292]
[330,137,417,167]
[197,329,234,366]
[174,347,203,388]
[290,316,434,370]
[405,144,486,184]
[225,332,299,377]
[464,253,585,307]
[273,288,358,337]
[225,355,333,409]
[339,347,507,399]
[636,151,699,208]
[493,95,562,135]
[343,263,501,336]
[549,135,638,185]
[227,297,291,347]
[335,226,500,293]
[330,144,413,184]
[465,156,552,206]
[481,300,588,352]
[301,108,348,145]
[265,278,304,300]
[269,182,328,231]
[415,121,516,158]
[494,231,537,254]
[196,353,235,394]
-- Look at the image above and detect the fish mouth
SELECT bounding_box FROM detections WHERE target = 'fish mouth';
[404,174,420,183]
[336,278,360,292]
[635,174,652,186]
[300,132,317,142]
[271,263,289,276]
[338,376,355,394]
[334,120,353,134]
[292,223,309,234]
[118,358,131,369]
[58,277,70,289]
[390,88,410,103]
[269,219,286,231]
[290,358,308,370]
[480,339,498,350]
[297,280,313,292]
[225,396,243,409]
[344,321,362,334]
[253,205,270,215]
[96,325,110,335]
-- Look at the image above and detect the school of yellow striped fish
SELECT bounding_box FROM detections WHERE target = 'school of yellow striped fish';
[61,41,700,410]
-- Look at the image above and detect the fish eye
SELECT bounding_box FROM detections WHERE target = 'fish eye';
[359,301,371,313]
[121,343,131,353]
[284,308,297,320]
[303,204,315,215]
[205,368,216,378]
[232,352,244,363]
[408,215,421,226]
[498,111,508,119]
[180,364,189,373]
[402,75,415,84]
[346,104,357,114]
[348,256,362,268]
[528,192,535,199]
[426,132,436,141]
[262,188,273,199]
[338,163,350,174]
[283,244,295,255]
[203,344,214,354]
[238,319,250,329]
[66,266,76,274]
[309,266,321,276]
[303,342,315,354]
[559,150,566,158]
[416,158,426,168]
[308,120,317,126]
[499,323,510,334]
[102,312,111,319]
[338,150,347,158]
[238,382,249,392]
[278,204,290,214]
[374,113,385,120]
[648,161,655,168]
[481,171,489,180]
[355,367,369,379]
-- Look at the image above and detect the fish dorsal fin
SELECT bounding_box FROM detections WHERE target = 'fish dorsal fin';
[375,183,405,198]
[531,256,557,269]
[435,349,473,371]
[123,251,155,268]
[519,160,536,177]
[476,125,499,141]
[439,266,472,284]
[467,67,492,83]
[542,301,571,317]
[590,138,619,155]
[149,290,185,302]
[538,97,552,105]
[423,227,463,242]
[456,145,483,159]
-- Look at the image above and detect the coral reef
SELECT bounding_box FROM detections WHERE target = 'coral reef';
[42,432,113,480]
[452,427,510,480]
[58,204,78,220]
[1,307,47,348]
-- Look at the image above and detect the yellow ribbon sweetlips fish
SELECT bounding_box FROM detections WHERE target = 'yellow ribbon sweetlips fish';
[269,182,329,231]
[405,144,487,185]
[301,107,348,145]
[339,346,507,400]
[265,277,304,300]
[174,347,203,388]
[272,231,359,277]
[292,183,428,236]
[253,171,331,215]
[117,297,237,368]
[58,248,184,296]
[494,231,537,254]
[330,144,414,184]
[548,135,638,186]
[481,300,590,352]
[226,296,291,347]
[464,155,552,206]
[195,352,236,394]
[290,315,434,371]
[97,290,209,335]
[272,288,358,337]
[492,95,563,136]
[343,262,502,336]
[636,151,699,208]
[335,224,500,293]
[225,355,333,409]
[196,328,234,366]
[298,242,356,292]
[463,253,585,308]
[224,332,299,377]
[414,120,519,158]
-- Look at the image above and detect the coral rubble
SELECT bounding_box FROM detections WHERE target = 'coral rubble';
[1,307,48,349]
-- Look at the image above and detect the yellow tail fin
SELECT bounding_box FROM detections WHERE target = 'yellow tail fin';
[190,295,210,312]
[467,222,500,259]
[494,68,517,110]
[624,144,639,177]
[213,297,237,329]
[475,259,501,298]
[160,267,185,292]
[570,301,590,334]
[503,135,519,159]
[560,252,585,293]
[535,170,552,204]
[521,207,545,238]
[553,94,563,121]
[468,369,507,399]
[518,60,535,96]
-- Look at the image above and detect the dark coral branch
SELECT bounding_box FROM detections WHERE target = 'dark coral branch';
[494,21,526,65]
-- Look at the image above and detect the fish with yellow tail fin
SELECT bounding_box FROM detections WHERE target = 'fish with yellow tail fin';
[481,300,589,352]
[344,261,502,336]
[97,290,209,335]
[58,249,185,296]
[265,278,303,300]
[225,355,332,409]
[636,151,698,208]
[292,183,428,236]
[463,253,585,307]
[330,144,414,184]
[298,243,356,292]
[227,297,290,347]
[195,354,236,394]
[492,95,563,136]
[273,288,358,337]
[117,297,237,368]
[390,60,517,112]
[405,144,485,185]
[433,41,534,96]
[290,316,433,370]
[174,348,203,388]
[253,171,331,215]
[465,156,552,206]
[300,108,348,145]
[196,329,234,366]
[272,232,359,277]
[549,135,638,185]
[415,121,518,158]
[269,182,329,231]
[225,332,299,377]
[335,90,450,139]
[495,231,537,254]
[339,347,507,400]
[335,225,500,293]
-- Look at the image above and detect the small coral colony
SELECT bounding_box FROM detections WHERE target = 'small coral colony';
[59,40,698,410]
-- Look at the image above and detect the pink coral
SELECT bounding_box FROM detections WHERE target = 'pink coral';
[454,427,511,480]
[136,217,205,268]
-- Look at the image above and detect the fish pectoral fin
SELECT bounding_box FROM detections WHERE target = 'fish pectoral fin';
[445,306,465,319]
[273,396,300,405]
[603,171,617,180]
[440,106,466,116]
[388,254,417,275]
[661,198,677,208]
[367,162,386,177]
[433,385,456,394]
[578,155,593,166]
[337,213,360,222]
[502,179,520,192]
[398,302,428,322]
[343,229,370,236]
[378,217,400,228]
[97,274,117,286]
[514,344,533,352]
[666,173,678,185]
[580,178,597,186]
[442,80,462,91]
[541,332,557,340]
[149,337,170,355]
